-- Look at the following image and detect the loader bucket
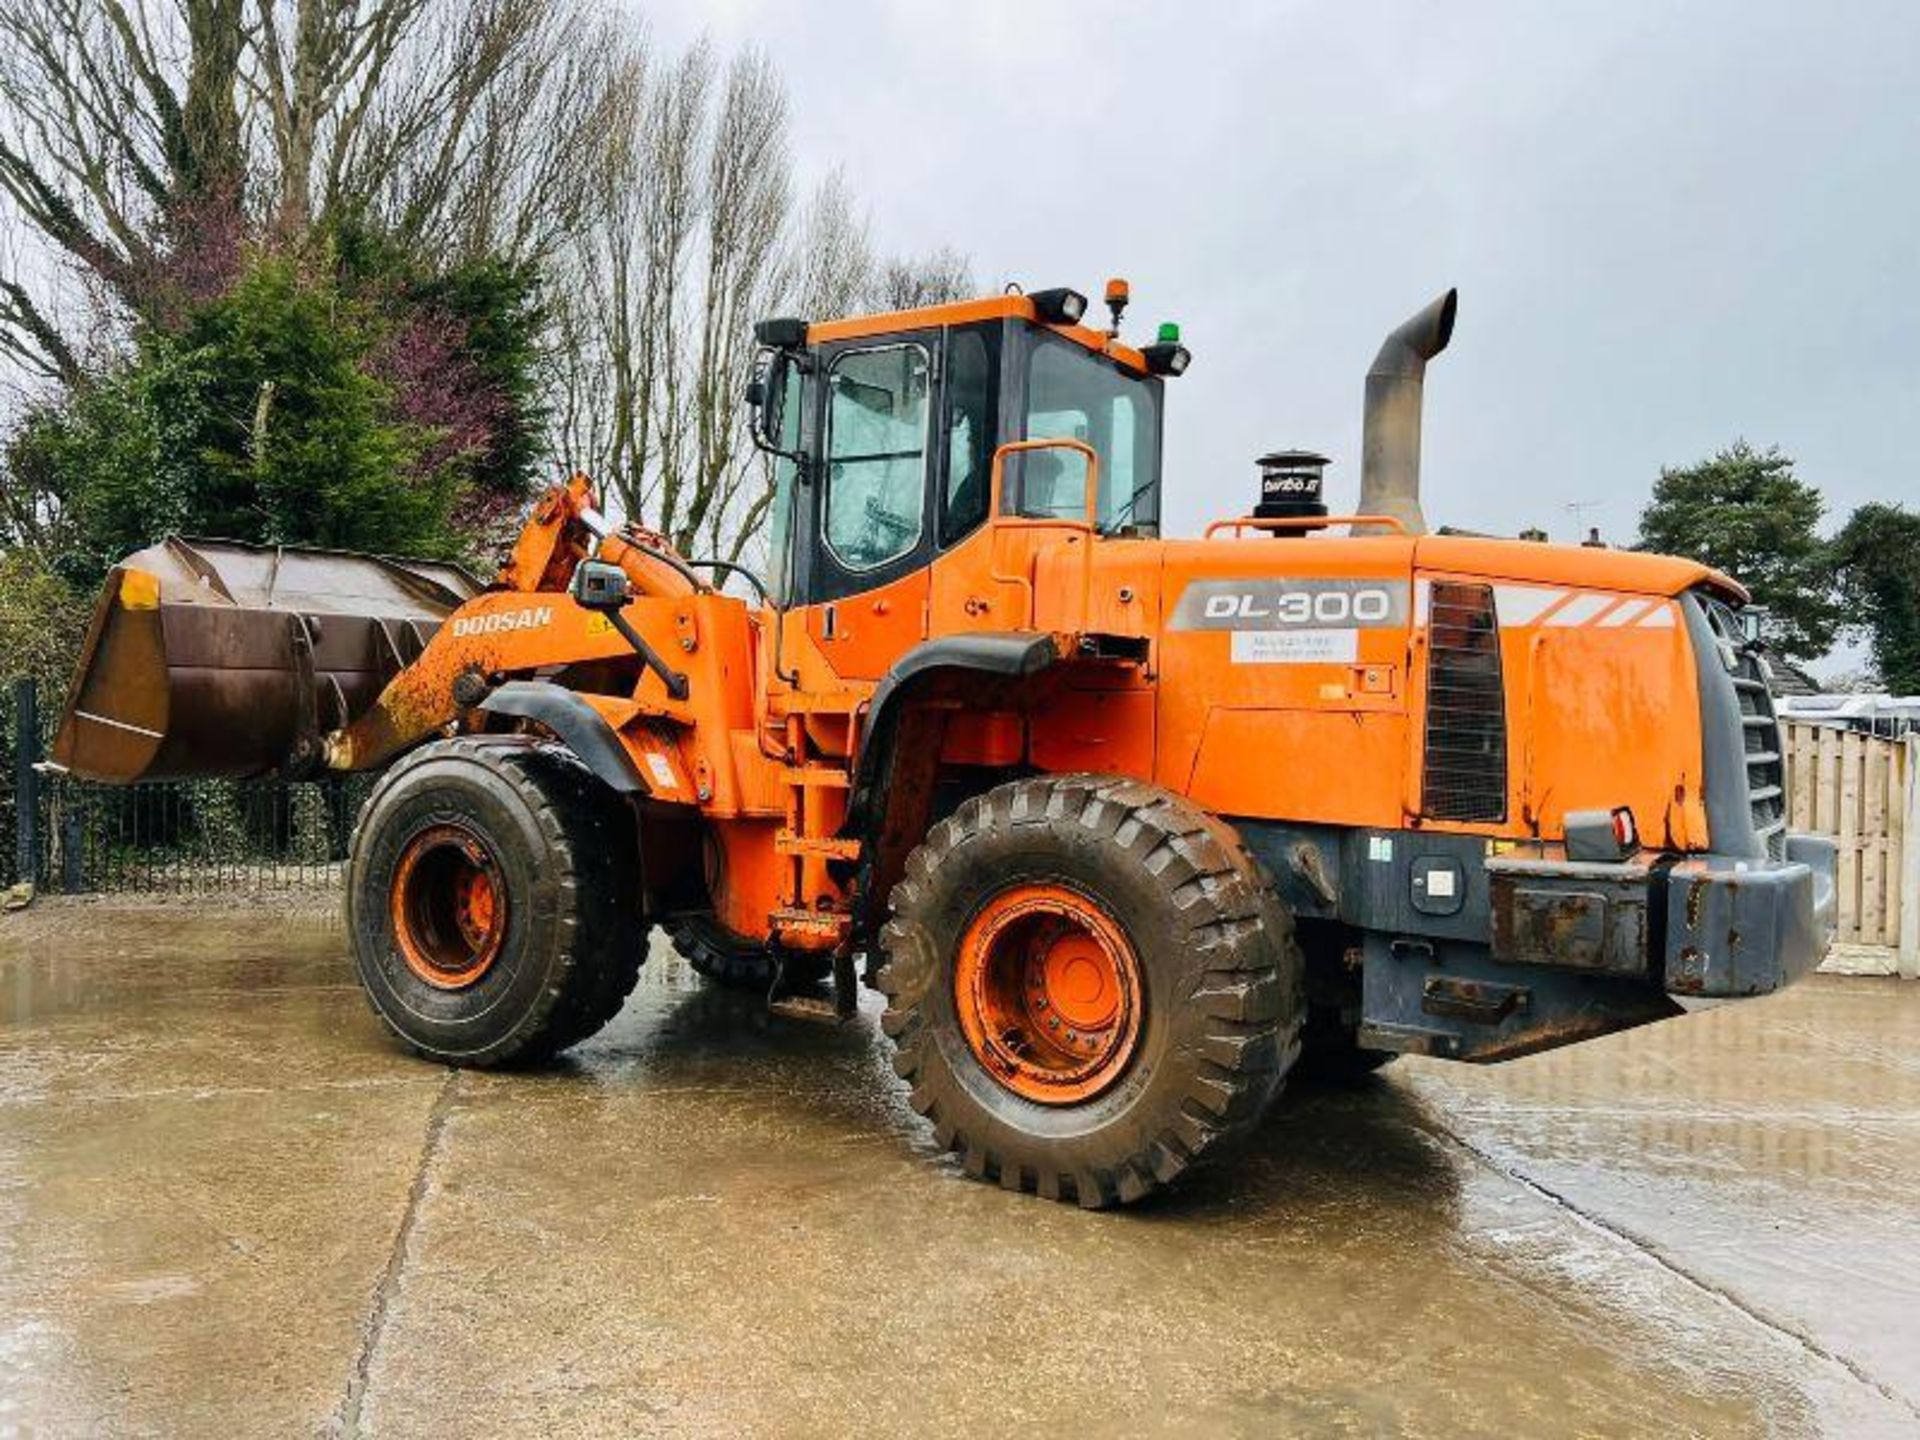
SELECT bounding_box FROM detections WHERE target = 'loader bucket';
[52,537,481,783]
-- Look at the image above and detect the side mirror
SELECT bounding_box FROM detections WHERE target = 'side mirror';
[747,348,794,455]
[1739,606,1768,646]
[569,559,632,612]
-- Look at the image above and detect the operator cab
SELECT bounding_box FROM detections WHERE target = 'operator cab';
[750,287,1188,608]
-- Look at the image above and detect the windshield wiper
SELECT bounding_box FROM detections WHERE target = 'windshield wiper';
[1105,475,1158,533]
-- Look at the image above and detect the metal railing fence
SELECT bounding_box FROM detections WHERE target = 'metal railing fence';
[3,678,370,897]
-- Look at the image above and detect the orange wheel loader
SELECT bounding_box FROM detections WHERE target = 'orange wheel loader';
[50,283,1837,1207]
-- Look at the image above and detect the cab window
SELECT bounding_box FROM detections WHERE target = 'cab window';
[1022,335,1161,534]
[824,344,930,571]
[940,327,997,545]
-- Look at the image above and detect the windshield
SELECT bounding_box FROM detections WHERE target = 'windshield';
[1021,334,1162,535]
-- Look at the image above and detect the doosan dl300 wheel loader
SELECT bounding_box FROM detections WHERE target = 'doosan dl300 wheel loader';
[51,282,1836,1207]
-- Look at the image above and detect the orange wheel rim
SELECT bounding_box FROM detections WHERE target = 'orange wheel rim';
[390,824,508,990]
[953,884,1144,1105]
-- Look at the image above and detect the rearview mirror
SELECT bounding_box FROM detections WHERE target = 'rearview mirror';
[569,559,632,612]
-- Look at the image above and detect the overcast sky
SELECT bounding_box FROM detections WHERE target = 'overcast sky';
[653,0,1916,551]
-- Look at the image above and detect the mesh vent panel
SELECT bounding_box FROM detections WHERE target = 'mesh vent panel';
[1422,581,1508,823]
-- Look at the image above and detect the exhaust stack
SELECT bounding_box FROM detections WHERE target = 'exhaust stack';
[1358,288,1457,535]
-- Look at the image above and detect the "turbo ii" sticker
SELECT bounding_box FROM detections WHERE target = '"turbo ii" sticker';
[1170,579,1406,664]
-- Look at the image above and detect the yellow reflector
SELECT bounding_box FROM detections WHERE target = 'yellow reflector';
[119,568,161,611]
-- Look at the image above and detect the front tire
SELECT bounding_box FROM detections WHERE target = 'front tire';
[879,775,1303,1207]
[347,738,646,1067]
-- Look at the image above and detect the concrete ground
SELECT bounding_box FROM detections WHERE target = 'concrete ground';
[2,906,1916,1438]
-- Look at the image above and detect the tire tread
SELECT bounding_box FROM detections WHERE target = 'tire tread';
[347,737,645,1067]
[877,772,1304,1208]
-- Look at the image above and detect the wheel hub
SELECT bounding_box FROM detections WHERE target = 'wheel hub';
[955,885,1143,1105]
[391,824,509,990]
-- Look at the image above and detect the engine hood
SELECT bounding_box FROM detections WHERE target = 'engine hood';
[1409,533,1746,602]
[1150,531,1743,603]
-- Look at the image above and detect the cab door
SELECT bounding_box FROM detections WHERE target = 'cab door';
[798,330,939,681]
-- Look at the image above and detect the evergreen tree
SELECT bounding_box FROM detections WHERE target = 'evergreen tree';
[6,242,548,585]
[1833,503,1920,693]
[13,254,467,583]
[1636,442,1840,662]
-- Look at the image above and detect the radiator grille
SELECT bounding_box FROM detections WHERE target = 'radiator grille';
[1702,597,1787,860]
[1421,581,1508,822]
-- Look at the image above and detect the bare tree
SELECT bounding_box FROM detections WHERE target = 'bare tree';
[790,169,872,322]
[681,49,788,560]
[789,172,973,319]
[868,245,973,313]
[0,2,975,567]
[549,39,783,561]
[0,0,621,380]
[549,76,975,566]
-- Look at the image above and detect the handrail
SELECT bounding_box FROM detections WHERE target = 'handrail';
[1204,514,1411,539]
[983,438,1101,627]
[683,558,769,605]
[988,437,1101,526]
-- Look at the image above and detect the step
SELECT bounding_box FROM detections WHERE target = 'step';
[770,906,852,943]
[767,994,847,1026]
[780,765,850,789]
[775,830,862,862]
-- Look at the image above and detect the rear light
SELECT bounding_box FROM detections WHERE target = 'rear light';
[1610,806,1638,852]
[1563,806,1639,862]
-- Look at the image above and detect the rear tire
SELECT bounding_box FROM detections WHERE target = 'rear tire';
[664,913,829,991]
[347,737,646,1067]
[879,774,1303,1208]
[1296,1008,1397,1083]
[1294,923,1395,1084]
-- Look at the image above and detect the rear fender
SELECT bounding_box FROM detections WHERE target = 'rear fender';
[844,633,1060,834]
[842,634,1060,937]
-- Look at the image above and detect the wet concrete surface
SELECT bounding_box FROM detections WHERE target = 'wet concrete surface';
[2,905,1916,1436]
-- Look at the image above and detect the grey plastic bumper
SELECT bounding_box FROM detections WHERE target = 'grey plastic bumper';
[1663,834,1837,998]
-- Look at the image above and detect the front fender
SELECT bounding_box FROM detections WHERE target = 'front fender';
[479,681,651,795]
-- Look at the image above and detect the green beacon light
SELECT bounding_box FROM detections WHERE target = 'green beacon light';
[1144,321,1189,377]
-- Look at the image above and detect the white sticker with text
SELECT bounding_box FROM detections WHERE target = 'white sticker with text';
[1230,629,1360,664]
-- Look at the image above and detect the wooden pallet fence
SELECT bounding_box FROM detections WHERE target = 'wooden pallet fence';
[1784,723,1918,974]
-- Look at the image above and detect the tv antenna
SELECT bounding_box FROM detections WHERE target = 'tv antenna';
[1564,498,1607,539]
